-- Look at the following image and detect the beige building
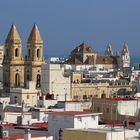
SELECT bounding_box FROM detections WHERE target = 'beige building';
[63,128,138,140]
[91,98,140,123]
[72,82,110,100]
[3,24,44,93]
[71,72,132,100]
[65,42,130,69]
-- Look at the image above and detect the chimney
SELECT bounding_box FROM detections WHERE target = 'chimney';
[24,128,31,140]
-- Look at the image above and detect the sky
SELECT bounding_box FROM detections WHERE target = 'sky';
[0,0,140,63]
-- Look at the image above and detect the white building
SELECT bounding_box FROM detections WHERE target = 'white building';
[41,63,71,101]
[10,81,39,106]
[0,127,53,140]
[37,96,58,108]
[2,111,32,124]
[117,99,140,117]
[57,101,92,111]
[57,101,83,111]
[48,111,102,140]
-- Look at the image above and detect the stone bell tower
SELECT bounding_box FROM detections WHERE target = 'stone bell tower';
[25,24,44,88]
[3,24,24,92]
[121,43,130,68]
[105,43,113,56]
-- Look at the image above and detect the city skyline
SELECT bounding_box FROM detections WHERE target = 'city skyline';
[0,0,140,63]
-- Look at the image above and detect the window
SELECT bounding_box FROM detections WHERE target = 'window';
[97,107,100,112]
[27,95,30,99]
[15,73,20,87]
[27,74,30,81]
[83,94,87,100]
[101,92,106,98]
[106,108,110,113]
[15,48,19,57]
[36,74,41,88]
[14,96,17,104]
[37,49,40,58]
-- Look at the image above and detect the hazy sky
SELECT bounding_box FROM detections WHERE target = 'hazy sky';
[0,0,140,61]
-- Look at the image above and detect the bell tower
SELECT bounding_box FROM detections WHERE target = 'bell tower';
[105,43,113,56]
[121,43,130,68]
[25,24,44,88]
[3,24,24,92]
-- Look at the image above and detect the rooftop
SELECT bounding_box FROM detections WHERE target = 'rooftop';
[65,127,136,134]
[92,97,135,101]
[49,111,102,116]
[0,133,49,140]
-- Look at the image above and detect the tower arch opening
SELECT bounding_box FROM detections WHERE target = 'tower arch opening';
[15,48,19,57]
[15,73,20,87]
[36,74,41,88]
[37,49,40,58]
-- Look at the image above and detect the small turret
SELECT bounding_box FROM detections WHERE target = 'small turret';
[122,42,129,55]
[105,43,113,56]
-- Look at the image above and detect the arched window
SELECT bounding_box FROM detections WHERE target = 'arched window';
[15,73,20,87]
[27,74,30,81]
[27,95,30,99]
[28,49,31,57]
[5,70,9,86]
[36,74,41,88]
[14,96,17,104]
[37,49,40,58]
[15,48,19,57]
[101,93,106,98]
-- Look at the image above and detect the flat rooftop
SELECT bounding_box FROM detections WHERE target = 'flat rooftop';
[49,111,102,116]
[92,97,135,101]
[65,127,137,133]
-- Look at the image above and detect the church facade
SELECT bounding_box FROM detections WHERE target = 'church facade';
[66,42,130,69]
[3,24,45,92]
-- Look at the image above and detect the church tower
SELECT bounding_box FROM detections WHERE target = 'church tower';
[3,24,24,92]
[121,43,130,68]
[25,24,44,88]
[105,43,113,56]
